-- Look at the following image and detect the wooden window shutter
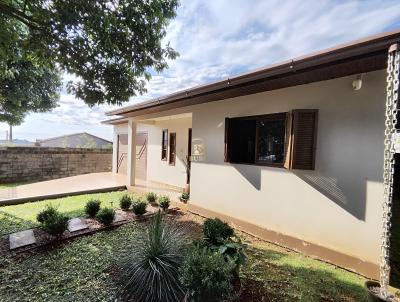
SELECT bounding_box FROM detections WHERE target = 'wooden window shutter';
[289,109,318,170]
[284,109,318,170]
[224,118,230,162]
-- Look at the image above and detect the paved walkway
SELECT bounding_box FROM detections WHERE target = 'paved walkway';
[0,172,127,205]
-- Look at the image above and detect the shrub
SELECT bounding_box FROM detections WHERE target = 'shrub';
[37,204,58,223]
[158,195,170,210]
[119,195,132,210]
[179,245,234,302]
[96,208,115,225]
[37,205,69,237]
[119,211,189,302]
[132,198,147,215]
[203,218,234,244]
[210,239,247,274]
[85,199,101,217]
[146,192,157,204]
[179,192,190,202]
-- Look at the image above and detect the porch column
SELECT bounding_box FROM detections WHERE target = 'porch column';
[127,119,137,186]
[112,132,118,173]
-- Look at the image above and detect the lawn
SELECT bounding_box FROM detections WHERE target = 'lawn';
[0,192,368,301]
[0,190,133,235]
[0,182,28,189]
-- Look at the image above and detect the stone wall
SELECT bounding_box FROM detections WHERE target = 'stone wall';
[0,147,112,183]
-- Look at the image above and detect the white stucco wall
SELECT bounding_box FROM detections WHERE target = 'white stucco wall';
[141,118,192,188]
[189,70,385,264]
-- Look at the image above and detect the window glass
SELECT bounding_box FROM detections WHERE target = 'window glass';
[256,119,285,164]
[226,113,286,166]
[169,132,176,165]
[161,129,168,160]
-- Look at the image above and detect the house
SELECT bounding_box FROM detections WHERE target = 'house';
[103,29,400,279]
[0,139,34,147]
[36,132,112,149]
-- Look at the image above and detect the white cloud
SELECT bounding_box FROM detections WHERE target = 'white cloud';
[1,0,400,141]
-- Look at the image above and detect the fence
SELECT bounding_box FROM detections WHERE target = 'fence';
[0,147,112,183]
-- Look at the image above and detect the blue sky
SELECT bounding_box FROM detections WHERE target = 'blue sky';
[1,0,400,142]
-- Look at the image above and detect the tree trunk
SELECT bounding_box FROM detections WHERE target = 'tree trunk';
[9,124,12,142]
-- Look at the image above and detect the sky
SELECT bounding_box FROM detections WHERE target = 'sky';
[1,0,400,142]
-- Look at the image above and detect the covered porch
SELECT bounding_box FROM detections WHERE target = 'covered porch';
[108,112,193,193]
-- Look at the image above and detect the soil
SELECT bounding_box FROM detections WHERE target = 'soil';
[0,206,175,257]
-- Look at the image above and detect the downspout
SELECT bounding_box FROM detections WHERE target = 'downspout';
[380,42,399,298]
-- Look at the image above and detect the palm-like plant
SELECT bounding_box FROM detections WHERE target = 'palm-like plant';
[119,211,189,302]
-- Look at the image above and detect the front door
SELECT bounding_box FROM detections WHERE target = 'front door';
[117,132,148,181]
[135,132,148,180]
[117,134,128,174]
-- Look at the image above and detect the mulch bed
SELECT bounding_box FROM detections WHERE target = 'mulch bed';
[0,205,183,257]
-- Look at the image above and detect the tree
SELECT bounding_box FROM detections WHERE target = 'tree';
[0,0,179,106]
[0,60,61,141]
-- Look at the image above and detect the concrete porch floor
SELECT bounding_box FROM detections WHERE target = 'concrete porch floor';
[0,173,184,205]
[0,172,127,205]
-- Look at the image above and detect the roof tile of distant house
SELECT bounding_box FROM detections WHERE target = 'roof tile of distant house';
[37,132,112,149]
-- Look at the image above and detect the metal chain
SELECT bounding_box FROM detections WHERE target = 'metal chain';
[381,45,399,298]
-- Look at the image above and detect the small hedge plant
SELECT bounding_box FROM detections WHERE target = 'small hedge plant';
[96,208,115,225]
[37,204,58,223]
[85,199,101,217]
[179,192,189,202]
[37,205,69,237]
[146,192,157,204]
[179,245,234,302]
[203,218,246,274]
[132,198,147,215]
[120,195,133,210]
[203,218,234,244]
[158,195,170,211]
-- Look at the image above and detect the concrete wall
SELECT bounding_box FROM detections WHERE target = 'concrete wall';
[0,147,112,183]
[190,70,385,264]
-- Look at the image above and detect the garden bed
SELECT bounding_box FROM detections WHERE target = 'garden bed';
[0,191,369,301]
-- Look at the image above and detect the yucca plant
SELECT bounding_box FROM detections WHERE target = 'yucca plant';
[119,211,189,302]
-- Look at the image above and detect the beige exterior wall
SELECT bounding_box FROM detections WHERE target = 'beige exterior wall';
[112,70,385,265]
[189,70,385,264]
[141,118,192,188]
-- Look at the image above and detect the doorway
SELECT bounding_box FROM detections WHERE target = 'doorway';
[117,132,148,181]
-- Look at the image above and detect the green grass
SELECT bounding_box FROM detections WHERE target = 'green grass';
[239,239,367,301]
[0,192,368,301]
[0,182,27,189]
[0,222,145,302]
[0,191,135,235]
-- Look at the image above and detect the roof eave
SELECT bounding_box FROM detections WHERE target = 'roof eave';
[106,28,400,117]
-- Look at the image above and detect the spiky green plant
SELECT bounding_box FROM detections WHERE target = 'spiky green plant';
[119,211,189,302]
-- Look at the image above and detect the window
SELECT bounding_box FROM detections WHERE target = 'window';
[225,113,285,165]
[169,132,176,166]
[161,129,168,160]
[225,110,318,170]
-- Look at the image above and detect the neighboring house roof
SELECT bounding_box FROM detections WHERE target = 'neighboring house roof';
[0,139,35,147]
[105,28,400,120]
[37,132,112,149]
